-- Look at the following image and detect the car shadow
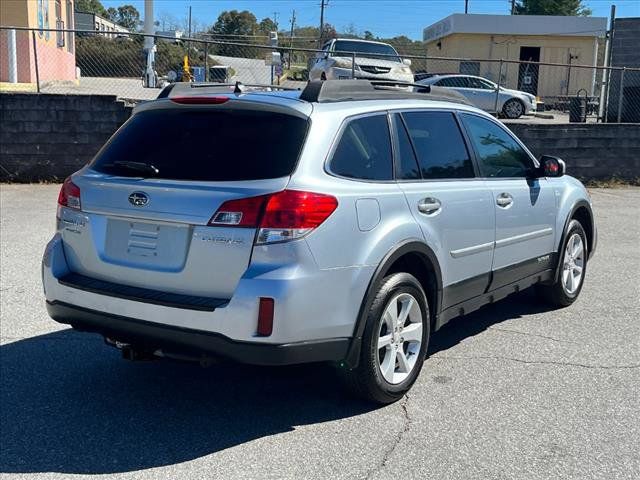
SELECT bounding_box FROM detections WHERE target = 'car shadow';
[0,330,373,475]
[1,289,552,475]
[428,288,555,355]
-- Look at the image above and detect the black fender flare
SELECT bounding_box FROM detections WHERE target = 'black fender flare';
[343,240,443,368]
[552,199,595,283]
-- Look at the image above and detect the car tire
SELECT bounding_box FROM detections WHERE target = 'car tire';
[537,219,588,307]
[339,273,430,404]
[502,98,525,119]
[320,72,327,81]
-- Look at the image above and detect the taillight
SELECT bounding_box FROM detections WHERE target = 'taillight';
[208,190,338,244]
[58,177,81,210]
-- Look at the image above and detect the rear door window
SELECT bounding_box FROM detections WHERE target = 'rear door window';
[90,109,309,181]
[329,114,393,181]
[401,111,475,179]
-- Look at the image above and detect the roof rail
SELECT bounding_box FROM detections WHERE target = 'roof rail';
[299,79,471,105]
[189,81,300,92]
[156,81,300,99]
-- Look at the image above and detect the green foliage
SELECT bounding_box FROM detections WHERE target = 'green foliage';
[110,5,141,31]
[210,10,258,37]
[514,0,592,16]
[76,35,143,78]
[75,35,208,78]
[258,18,277,35]
[75,0,108,17]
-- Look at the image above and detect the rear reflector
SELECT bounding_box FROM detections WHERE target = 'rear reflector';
[58,177,81,210]
[170,96,229,105]
[257,297,274,336]
[209,190,338,244]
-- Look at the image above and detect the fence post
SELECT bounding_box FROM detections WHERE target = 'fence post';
[7,29,17,83]
[31,30,40,92]
[493,59,503,115]
[204,42,209,82]
[617,67,626,123]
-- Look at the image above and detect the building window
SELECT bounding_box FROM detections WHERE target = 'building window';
[55,0,65,47]
[66,0,73,53]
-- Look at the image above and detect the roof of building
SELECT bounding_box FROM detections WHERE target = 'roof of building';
[423,14,607,43]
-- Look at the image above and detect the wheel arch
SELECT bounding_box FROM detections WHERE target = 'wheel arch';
[552,199,595,283]
[343,240,443,368]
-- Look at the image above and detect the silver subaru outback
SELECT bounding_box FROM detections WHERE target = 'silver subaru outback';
[43,80,596,404]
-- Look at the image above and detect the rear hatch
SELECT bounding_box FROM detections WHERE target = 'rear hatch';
[60,103,309,300]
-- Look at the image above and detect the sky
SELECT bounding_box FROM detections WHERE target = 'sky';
[101,0,640,40]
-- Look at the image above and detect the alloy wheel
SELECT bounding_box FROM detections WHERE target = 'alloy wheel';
[376,293,423,385]
[562,233,585,294]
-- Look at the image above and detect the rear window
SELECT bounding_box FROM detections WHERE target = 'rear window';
[90,109,309,181]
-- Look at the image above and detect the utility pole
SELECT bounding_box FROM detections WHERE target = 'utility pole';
[319,0,328,47]
[465,0,469,14]
[289,9,296,69]
[273,11,279,30]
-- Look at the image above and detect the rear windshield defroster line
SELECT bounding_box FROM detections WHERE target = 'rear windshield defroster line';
[90,109,310,181]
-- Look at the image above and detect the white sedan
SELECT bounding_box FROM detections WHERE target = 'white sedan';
[417,74,538,119]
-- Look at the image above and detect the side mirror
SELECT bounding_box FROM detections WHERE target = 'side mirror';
[540,155,566,177]
[403,58,412,67]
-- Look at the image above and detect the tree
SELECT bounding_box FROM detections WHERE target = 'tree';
[210,10,258,37]
[363,30,375,40]
[111,5,141,31]
[75,0,108,17]
[258,18,277,36]
[514,0,592,16]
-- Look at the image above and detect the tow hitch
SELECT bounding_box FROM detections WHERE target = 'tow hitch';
[105,337,155,361]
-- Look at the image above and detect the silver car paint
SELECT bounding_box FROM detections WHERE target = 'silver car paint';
[418,75,537,115]
[42,92,592,349]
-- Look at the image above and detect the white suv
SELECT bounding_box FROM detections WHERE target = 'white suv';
[309,38,413,83]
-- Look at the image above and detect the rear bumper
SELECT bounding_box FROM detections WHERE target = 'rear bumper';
[47,301,350,366]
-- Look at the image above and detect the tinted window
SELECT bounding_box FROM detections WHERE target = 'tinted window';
[461,114,534,178]
[437,77,470,88]
[392,114,420,180]
[330,115,393,181]
[468,77,494,90]
[402,111,474,179]
[91,109,308,181]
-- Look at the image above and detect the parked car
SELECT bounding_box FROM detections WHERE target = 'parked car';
[43,79,596,404]
[417,74,538,119]
[309,38,413,83]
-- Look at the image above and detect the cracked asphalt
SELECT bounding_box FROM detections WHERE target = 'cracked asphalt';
[1,185,639,480]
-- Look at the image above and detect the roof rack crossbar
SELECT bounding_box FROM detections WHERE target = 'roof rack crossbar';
[299,79,471,105]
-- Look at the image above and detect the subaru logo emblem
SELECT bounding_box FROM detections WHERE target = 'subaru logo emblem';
[128,192,149,207]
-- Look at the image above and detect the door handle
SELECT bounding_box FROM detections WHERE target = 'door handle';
[496,192,513,208]
[417,197,441,215]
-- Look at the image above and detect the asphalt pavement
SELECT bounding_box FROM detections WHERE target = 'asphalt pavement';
[1,185,638,480]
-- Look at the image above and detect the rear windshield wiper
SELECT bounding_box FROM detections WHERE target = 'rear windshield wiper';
[102,161,160,177]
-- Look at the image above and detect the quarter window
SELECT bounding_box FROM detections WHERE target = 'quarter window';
[330,115,393,181]
[461,113,534,178]
[401,111,475,179]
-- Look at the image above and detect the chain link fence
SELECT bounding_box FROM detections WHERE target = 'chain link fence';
[1,27,639,122]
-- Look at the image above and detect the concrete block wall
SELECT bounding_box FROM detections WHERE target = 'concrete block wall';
[0,92,638,182]
[506,123,640,180]
[0,93,132,181]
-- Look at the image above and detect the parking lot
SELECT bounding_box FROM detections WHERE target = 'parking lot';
[1,184,638,480]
